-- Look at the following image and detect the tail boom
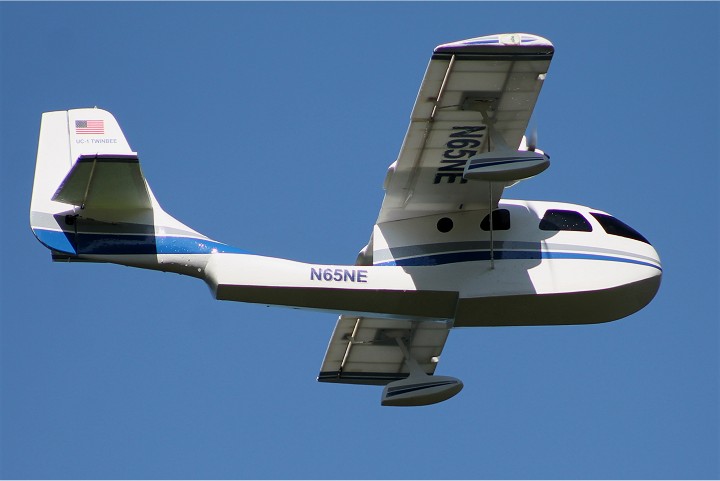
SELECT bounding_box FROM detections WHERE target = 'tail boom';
[203,254,458,319]
[30,108,460,316]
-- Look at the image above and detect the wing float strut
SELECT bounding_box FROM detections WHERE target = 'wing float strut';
[381,334,463,406]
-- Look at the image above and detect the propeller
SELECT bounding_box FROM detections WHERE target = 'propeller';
[526,126,538,152]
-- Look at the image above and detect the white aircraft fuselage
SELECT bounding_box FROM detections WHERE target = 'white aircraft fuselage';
[50,198,661,328]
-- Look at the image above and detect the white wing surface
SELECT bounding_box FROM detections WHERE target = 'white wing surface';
[318,316,452,385]
[379,33,554,223]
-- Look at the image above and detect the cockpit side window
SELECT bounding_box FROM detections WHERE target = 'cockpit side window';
[539,209,592,232]
[590,213,650,244]
[481,209,510,231]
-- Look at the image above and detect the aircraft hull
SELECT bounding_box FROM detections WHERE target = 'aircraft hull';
[202,249,661,326]
[454,274,661,326]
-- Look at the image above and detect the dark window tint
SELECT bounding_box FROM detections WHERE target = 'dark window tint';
[539,209,592,232]
[590,213,650,244]
[436,217,454,233]
[481,209,510,231]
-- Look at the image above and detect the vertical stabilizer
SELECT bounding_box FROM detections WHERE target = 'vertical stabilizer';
[32,109,135,214]
[31,109,140,255]
[30,108,239,271]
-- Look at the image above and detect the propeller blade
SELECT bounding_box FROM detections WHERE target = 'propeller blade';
[527,127,538,152]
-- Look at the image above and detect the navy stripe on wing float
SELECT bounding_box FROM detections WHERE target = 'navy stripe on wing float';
[385,380,460,398]
[466,157,543,169]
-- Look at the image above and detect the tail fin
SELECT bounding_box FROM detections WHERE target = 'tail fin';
[30,108,241,271]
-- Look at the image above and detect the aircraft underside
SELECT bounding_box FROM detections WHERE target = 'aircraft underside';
[30,33,662,406]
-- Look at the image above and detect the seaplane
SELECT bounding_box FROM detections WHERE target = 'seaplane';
[30,33,662,406]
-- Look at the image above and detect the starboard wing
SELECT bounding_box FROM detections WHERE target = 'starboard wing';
[379,33,554,223]
[318,315,452,385]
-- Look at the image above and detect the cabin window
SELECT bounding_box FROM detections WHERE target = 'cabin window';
[539,209,592,232]
[481,209,510,231]
[436,217,454,233]
[590,213,650,244]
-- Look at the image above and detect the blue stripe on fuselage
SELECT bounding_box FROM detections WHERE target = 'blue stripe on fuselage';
[375,250,662,271]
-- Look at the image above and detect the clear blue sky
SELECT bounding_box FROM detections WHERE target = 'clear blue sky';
[1,2,718,479]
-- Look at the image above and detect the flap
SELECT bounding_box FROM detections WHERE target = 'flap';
[378,33,553,223]
[52,154,152,210]
[318,315,452,385]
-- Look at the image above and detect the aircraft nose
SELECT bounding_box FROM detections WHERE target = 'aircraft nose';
[650,245,662,271]
[591,211,661,275]
[631,240,662,311]
[608,218,662,312]
[637,262,661,306]
[640,230,662,274]
[637,231,661,266]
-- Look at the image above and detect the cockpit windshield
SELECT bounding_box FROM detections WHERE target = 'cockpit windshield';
[590,213,650,244]
[539,209,592,232]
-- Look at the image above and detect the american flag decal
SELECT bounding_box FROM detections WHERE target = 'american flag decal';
[75,119,105,135]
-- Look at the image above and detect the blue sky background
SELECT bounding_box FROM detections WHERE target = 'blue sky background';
[1,2,718,479]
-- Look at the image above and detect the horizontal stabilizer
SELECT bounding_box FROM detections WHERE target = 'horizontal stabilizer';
[52,154,151,210]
